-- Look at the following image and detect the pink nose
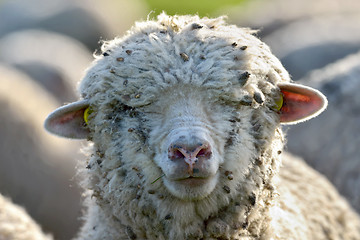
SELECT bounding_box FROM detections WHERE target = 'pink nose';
[168,137,212,174]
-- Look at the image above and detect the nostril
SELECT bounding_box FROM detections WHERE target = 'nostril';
[196,149,207,157]
[168,145,186,160]
[172,148,186,159]
[197,149,206,157]
[168,140,212,162]
[195,145,212,159]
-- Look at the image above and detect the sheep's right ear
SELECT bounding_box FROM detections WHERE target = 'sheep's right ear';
[44,100,90,139]
[277,83,327,125]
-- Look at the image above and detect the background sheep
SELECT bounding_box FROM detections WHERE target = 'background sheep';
[286,50,360,212]
[0,0,107,50]
[0,65,84,240]
[45,14,360,239]
[0,30,93,102]
[231,0,360,39]
[0,194,52,240]
[231,0,360,80]
[262,14,360,80]
[0,0,147,50]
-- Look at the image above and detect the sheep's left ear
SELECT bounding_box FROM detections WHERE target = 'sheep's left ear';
[44,100,90,139]
[278,83,328,125]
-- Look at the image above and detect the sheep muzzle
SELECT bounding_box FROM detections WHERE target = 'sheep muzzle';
[158,127,220,200]
[168,136,212,176]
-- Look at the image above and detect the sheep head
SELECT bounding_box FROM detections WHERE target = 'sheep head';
[44,13,327,238]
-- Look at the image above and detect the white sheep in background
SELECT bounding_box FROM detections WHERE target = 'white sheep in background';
[231,0,360,80]
[45,14,360,239]
[0,29,93,102]
[231,0,360,38]
[262,14,360,80]
[0,194,52,240]
[286,50,360,213]
[0,65,83,239]
[0,0,108,50]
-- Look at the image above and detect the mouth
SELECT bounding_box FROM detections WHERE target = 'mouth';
[173,176,211,187]
[163,173,219,200]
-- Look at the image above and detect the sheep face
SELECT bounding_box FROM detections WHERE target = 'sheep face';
[147,85,254,200]
[81,82,259,202]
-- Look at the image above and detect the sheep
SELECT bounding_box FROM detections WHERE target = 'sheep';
[0,0,147,50]
[0,64,83,240]
[262,14,360,79]
[0,0,107,50]
[286,50,360,213]
[44,14,360,239]
[0,194,53,240]
[0,29,94,102]
[230,0,360,79]
[231,0,360,38]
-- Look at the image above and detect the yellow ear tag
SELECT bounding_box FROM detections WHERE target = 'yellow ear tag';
[274,94,284,111]
[84,107,92,124]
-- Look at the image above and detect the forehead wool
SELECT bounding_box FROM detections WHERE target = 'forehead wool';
[79,13,290,107]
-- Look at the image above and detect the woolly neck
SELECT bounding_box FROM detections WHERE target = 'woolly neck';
[77,132,283,240]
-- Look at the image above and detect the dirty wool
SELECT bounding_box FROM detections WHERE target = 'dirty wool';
[45,13,360,240]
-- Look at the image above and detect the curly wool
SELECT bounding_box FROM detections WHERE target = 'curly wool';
[70,14,360,239]
[80,14,288,109]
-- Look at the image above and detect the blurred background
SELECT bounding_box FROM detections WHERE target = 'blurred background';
[0,0,359,239]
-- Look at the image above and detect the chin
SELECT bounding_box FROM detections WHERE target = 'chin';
[163,174,219,200]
